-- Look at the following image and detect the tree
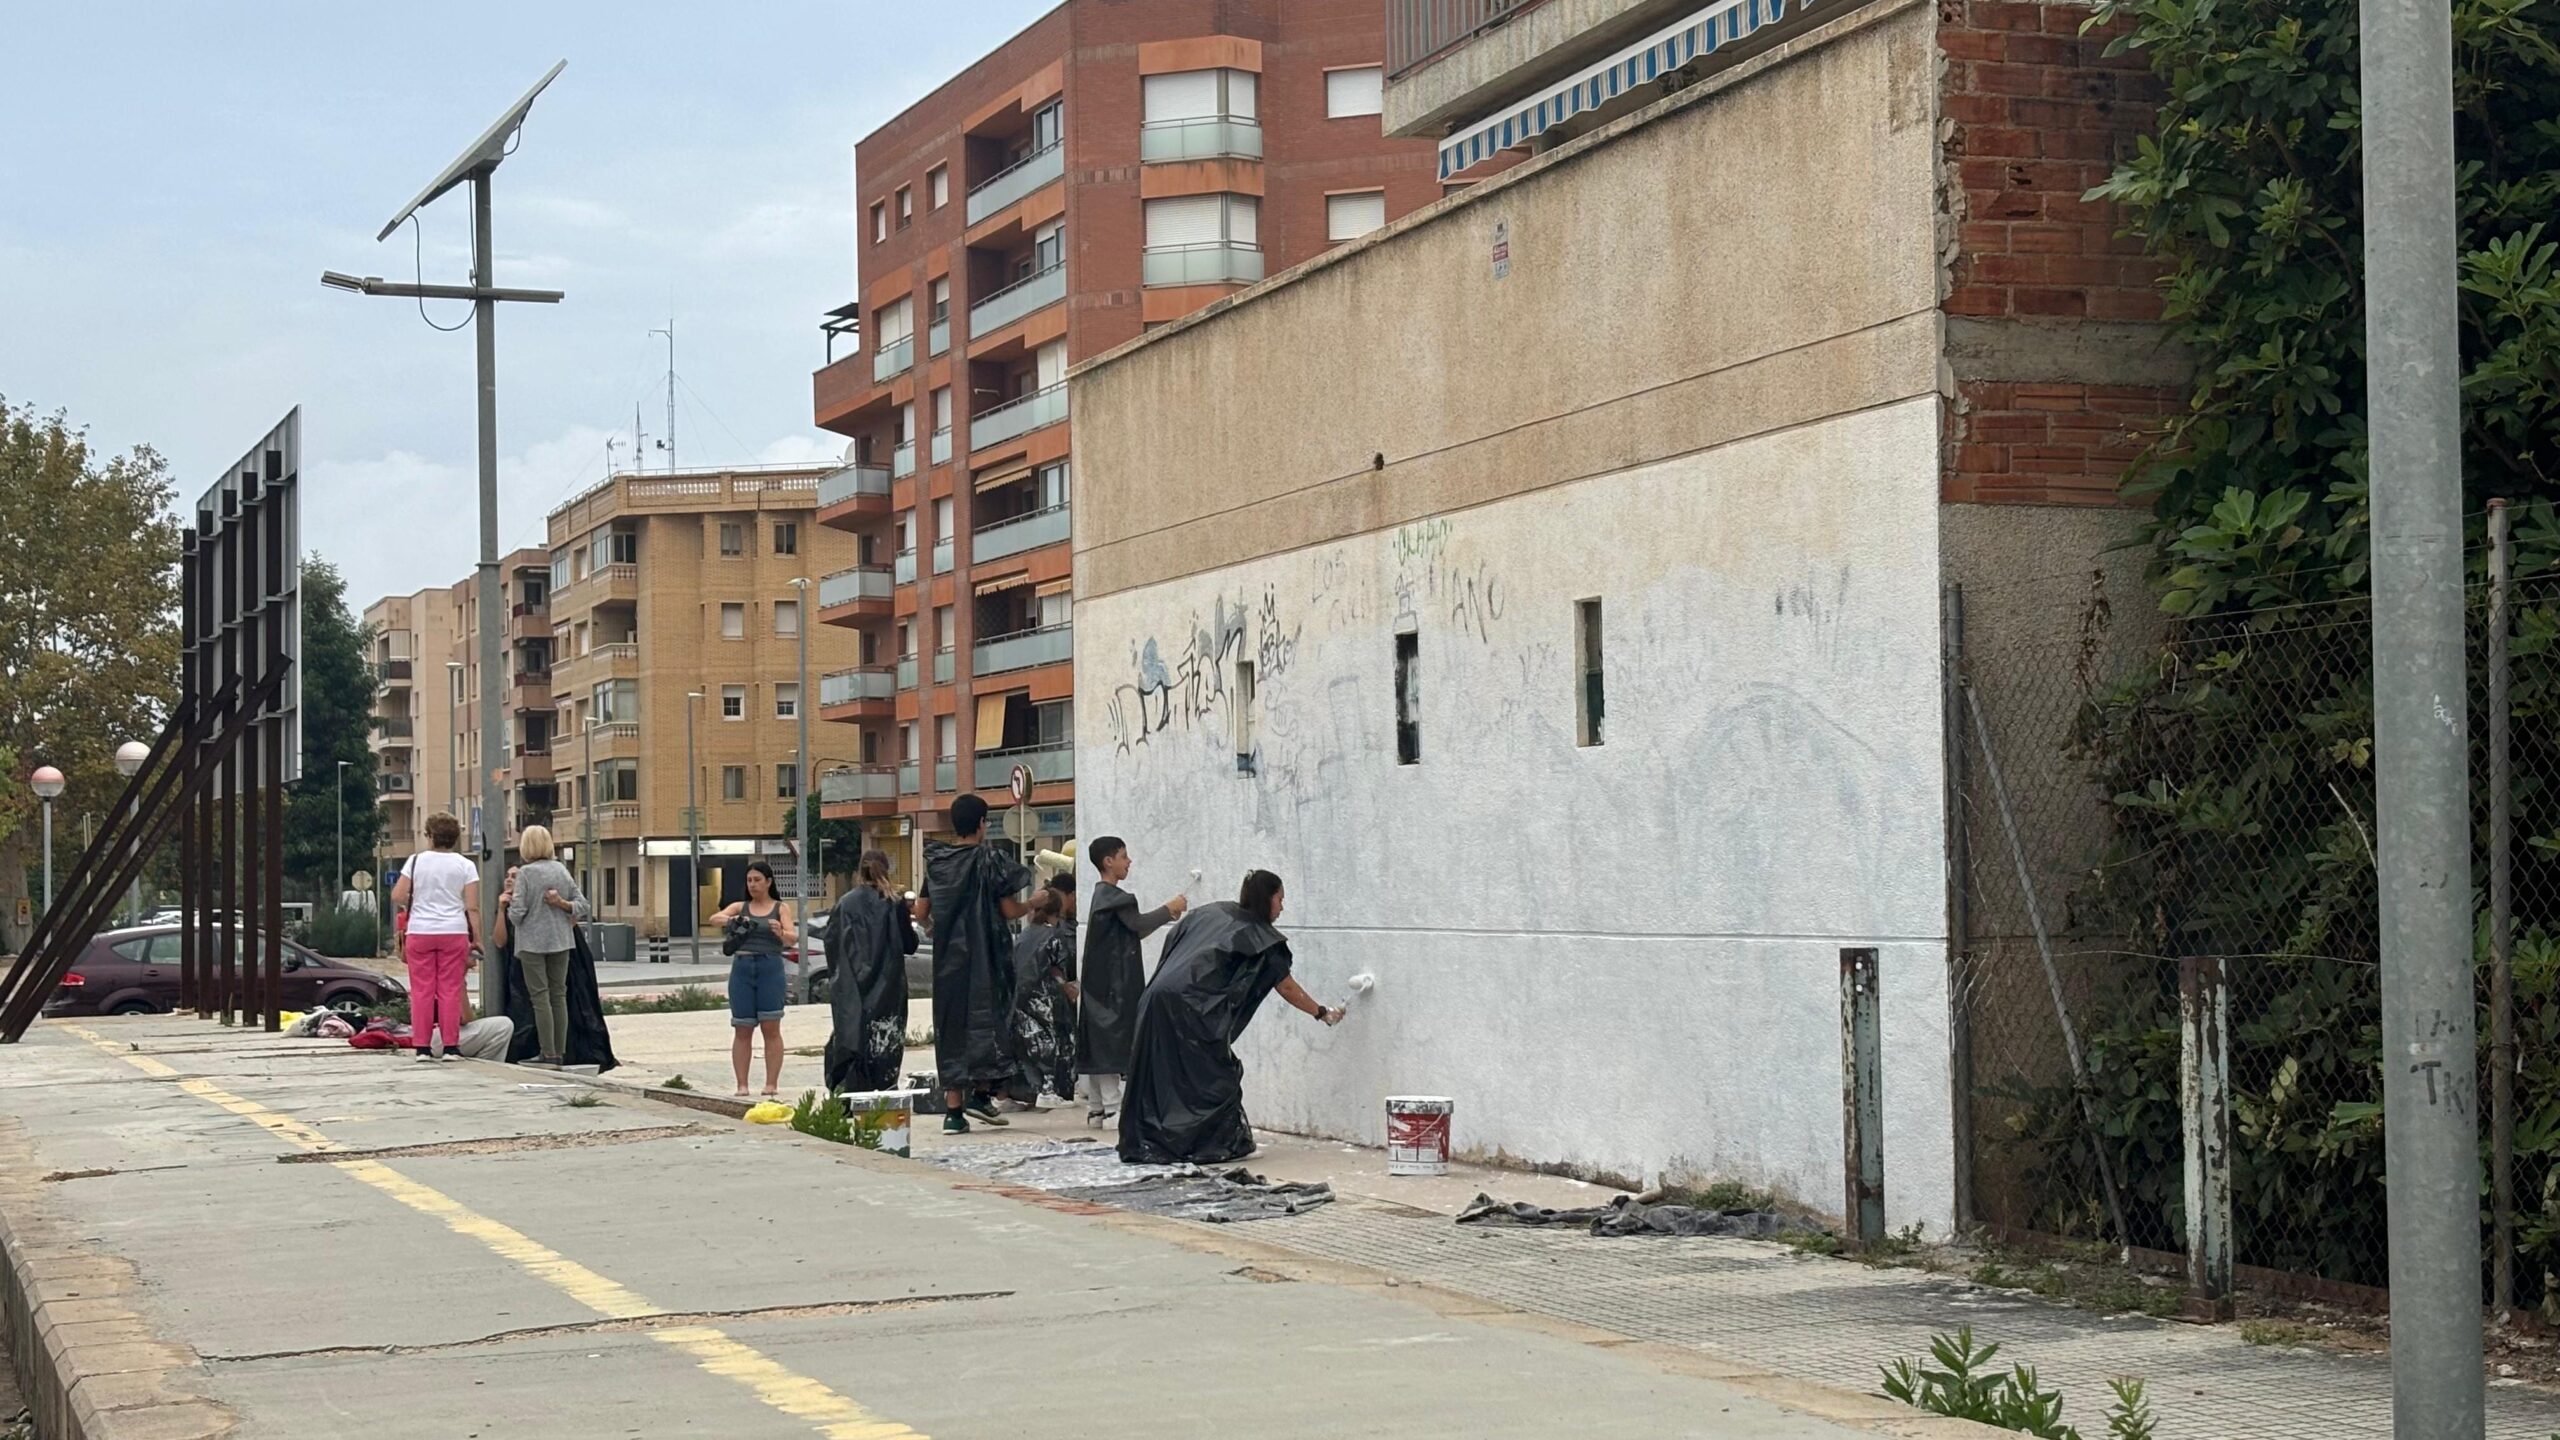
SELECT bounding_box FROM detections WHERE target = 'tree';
[791,791,871,880]
[0,399,181,950]
[280,558,382,902]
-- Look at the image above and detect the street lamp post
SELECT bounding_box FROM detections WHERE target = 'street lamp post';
[29,767,64,920]
[582,718,597,903]
[335,759,350,914]
[788,576,812,1002]
[685,691,702,968]
[446,661,465,823]
[114,742,147,924]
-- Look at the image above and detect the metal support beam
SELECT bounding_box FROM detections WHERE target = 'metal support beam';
[2179,955,2234,1317]
[1841,947,1885,1248]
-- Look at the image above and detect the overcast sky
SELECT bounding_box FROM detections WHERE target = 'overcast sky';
[0,1,1054,608]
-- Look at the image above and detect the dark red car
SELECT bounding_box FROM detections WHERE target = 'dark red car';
[41,925,408,1018]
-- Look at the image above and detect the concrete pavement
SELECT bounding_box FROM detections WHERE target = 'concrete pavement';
[0,1014,1988,1439]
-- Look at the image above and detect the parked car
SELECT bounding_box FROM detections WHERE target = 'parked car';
[795,908,934,1002]
[42,924,406,1018]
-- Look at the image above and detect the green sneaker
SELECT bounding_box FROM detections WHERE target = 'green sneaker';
[964,1096,1008,1126]
[942,1112,971,1135]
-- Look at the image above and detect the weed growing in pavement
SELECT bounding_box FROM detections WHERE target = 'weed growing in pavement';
[1880,1327,2153,1439]
[561,1093,605,1109]
[789,1090,854,1145]
[2238,1319,2326,1348]
[660,1074,694,1091]
[1661,1180,1780,1213]
[602,985,726,1016]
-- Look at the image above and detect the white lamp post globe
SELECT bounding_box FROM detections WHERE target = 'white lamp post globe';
[29,766,65,800]
[114,742,149,777]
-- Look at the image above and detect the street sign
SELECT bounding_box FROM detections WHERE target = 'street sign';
[1010,765,1032,804]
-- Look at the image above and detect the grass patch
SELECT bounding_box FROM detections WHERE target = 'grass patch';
[1788,1233,1847,1257]
[2238,1319,2326,1348]
[561,1093,605,1109]
[659,1074,694,1091]
[1966,1249,2185,1320]
[602,985,726,1016]
[789,1046,826,1057]
[1660,1180,1780,1213]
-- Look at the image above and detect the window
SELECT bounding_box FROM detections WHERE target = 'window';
[1394,631,1421,764]
[897,510,917,554]
[775,600,800,638]
[773,522,798,556]
[1326,66,1384,118]
[934,604,955,649]
[627,866,640,908]
[897,620,914,657]
[936,715,957,760]
[1031,99,1063,154]
[720,603,745,639]
[1143,68,1257,124]
[1144,194,1258,251]
[603,867,617,907]
[1327,190,1388,242]
[870,201,886,242]
[904,722,920,762]
[932,387,952,441]
[1038,459,1071,509]
[1234,659,1257,773]
[719,521,745,556]
[1036,339,1067,393]
[933,497,953,543]
[928,277,950,327]
[1030,218,1064,275]
[775,683,800,720]
[1035,698,1074,749]
[896,185,913,228]
[592,679,637,724]
[876,296,913,347]
[929,164,949,209]
[598,759,639,802]
[723,766,747,802]
[1577,599,1606,746]
[777,764,800,800]
[721,684,746,721]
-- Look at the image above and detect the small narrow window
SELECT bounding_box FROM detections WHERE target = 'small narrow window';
[775,682,800,720]
[720,602,745,639]
[777,764,800,800]
[1394,632,1420,765]
[721,684,746,720]
[773,522,798,555]
[722,766,747,801]
[929,164,949,209]
[604,867,618,907]
[1576,599,1605,747]
[627,866,640,907]
[1234,659,1257,774]
[775,600,800,638]
[719,522,744,556]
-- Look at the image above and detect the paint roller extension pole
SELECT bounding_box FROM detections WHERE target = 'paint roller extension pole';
[2364,0,2485,1426]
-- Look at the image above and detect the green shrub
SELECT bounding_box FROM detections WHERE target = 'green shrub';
[1880,1328,2154,1440]
[306,905,381,959]
[602,985,725,1016]
[789,1090,853,1145]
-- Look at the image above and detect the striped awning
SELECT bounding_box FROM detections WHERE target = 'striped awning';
[1438,0,1830,179]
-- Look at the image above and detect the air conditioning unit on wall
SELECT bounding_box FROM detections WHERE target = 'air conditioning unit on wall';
[381,773,414,793]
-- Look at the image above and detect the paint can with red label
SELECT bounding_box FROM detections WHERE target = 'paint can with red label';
[1385,1096,1453,1176]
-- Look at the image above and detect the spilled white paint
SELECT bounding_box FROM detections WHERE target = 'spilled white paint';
[1077,397,1954,1231]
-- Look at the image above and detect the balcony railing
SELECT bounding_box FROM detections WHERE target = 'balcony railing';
[894,550,918,585]
[593,721,640,741]
[820,667,897,707]
[1143,243,1265,288]
[1388,0,1549,77]
[966,140,1064,225]
[969,384,1066,451]
[927,319,950,356]
[819,767,899,805]
[892,440,916,479]
[817,462,892,510]
[899,762,921,795]
[969,261,1065,338]
[595,562,639,598]
[1140,117,1264,163]
[377,718,416,740]
[972,504,1070,563]
[975,743,1073,791]
[818,566,894,609]
[931,428,953,466]
[896,656,918,691]
[933,647,956,684]
[934,760,958,793]
[871,334,914,383]
[378,659,415,685]
[973,623,1073,676]
[932,538,954,575]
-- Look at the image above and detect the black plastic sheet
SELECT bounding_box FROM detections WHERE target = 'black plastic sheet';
[823,886,911,1094]
[498,929,619,1072]
[926,840,1030,1092]
[1116,901,1293,1165]
[1455,1193,1816,1239]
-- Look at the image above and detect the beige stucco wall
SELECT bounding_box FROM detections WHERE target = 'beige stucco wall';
[1076,0,1939,603]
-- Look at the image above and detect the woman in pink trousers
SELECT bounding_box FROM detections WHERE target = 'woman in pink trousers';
[390,812,481,1061]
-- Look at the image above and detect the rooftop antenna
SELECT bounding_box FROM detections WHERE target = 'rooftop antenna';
[320,58,567,1024]
[604,434,619,479]
[649,318,675,473]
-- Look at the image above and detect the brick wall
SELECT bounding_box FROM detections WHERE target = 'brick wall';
[1942,380,2177,504]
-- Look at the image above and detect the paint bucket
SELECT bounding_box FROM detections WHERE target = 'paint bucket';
[839,1089,922,1158]
[1385,1096,1453,1176]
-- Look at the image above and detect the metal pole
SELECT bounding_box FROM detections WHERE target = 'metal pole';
[583,719,596,903]
[336,760,347,914]
[686,692,701,967]
[2489,498,2515,1318]
[1943,581,1975,1232]
[38,799,52,916]
[470,170,508,1003]
[795,579,812,1002]
[2363,0,2485,1424]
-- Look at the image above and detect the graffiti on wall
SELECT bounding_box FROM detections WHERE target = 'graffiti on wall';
[1392,517,1505,644]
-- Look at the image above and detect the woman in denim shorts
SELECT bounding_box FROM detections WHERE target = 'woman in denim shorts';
[711,861,796,1098]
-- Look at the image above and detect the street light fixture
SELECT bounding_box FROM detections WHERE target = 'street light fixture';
[29,766,64,920]
[114,742,147,924]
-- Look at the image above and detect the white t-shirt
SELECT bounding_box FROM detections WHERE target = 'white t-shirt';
[405,851,478,935]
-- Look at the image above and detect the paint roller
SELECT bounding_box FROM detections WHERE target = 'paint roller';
[1031,838,1077,886]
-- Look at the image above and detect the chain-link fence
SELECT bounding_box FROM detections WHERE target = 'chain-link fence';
[1953,515,2560,1316]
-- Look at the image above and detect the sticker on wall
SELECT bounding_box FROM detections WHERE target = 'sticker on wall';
[1491,219,1511,281]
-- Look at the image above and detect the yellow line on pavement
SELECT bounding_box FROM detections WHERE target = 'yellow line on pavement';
[65,1026,926,1440]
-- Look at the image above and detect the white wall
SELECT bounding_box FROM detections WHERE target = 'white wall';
[1076,396,1954,1230]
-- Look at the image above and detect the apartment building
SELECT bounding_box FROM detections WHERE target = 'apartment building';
[808,0,1439,871]
[543,465,855,938]
[440,547,556,858]
[362,589,458,865]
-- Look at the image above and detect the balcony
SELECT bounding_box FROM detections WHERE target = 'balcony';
[820,666,897,715]
[892,440,916,480]
[376,718,416,741]
[898,762,921,795]
[973,623,1073,677]
[818,565,895,612]
[592,721,641,744]
[968,261,1065,339]
[591,563,639,603]
[1388,0,1550,77]
[1140,117,1264,163]
[510,673,552,712]
[972,504,1070,564]
[894,549,918,585]
[376,658,414,694]
[933,647,956,685]
[966,141,1064,225]
[816,462,892,512]
[514,747,554,783]
[928,318,950,356]
[872,334,914,384]
[975,743,1073,791]
[931,428,953,466]
[819,766,900,815]
[932,538,954,575]
[934,760,957,793]
[1143,243,1265,289]
[896,656,918,690]
[969,384,1066,452]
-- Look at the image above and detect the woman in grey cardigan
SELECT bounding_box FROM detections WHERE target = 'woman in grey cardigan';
[505,825,591,1067]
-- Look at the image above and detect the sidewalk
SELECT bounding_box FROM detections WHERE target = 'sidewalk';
[0,1014,1991,1440]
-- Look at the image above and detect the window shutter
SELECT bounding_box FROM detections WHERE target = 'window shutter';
[1326,67,1383,118]
[1229,70,1258,120]
[1145,195,1223,248]
[1143,71,1219,123]
[1327,191,1387,241]
[1230,197,1259,247]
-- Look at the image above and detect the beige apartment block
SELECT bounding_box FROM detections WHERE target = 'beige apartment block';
[362,588,458,866]
[442,547,556,857]
[544,465,856,939]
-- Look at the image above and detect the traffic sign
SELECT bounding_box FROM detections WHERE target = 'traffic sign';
[1010,765,1032,804]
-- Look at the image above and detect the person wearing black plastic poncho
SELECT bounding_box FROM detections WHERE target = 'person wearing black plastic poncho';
[822,849,917,1096]
[490,865,621,1073]
[1000,877,1079,1104]
[923,793,1031,1134]
[1118,870,1343,1165]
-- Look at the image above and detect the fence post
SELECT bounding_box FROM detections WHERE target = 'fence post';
[1942,582,1976,1233]
[2490,497,2516,1318]
[1841,947,1886,1248]
[2179,955,2235,1317]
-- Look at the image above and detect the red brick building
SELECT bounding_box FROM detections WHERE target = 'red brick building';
[809,0,1439,869]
